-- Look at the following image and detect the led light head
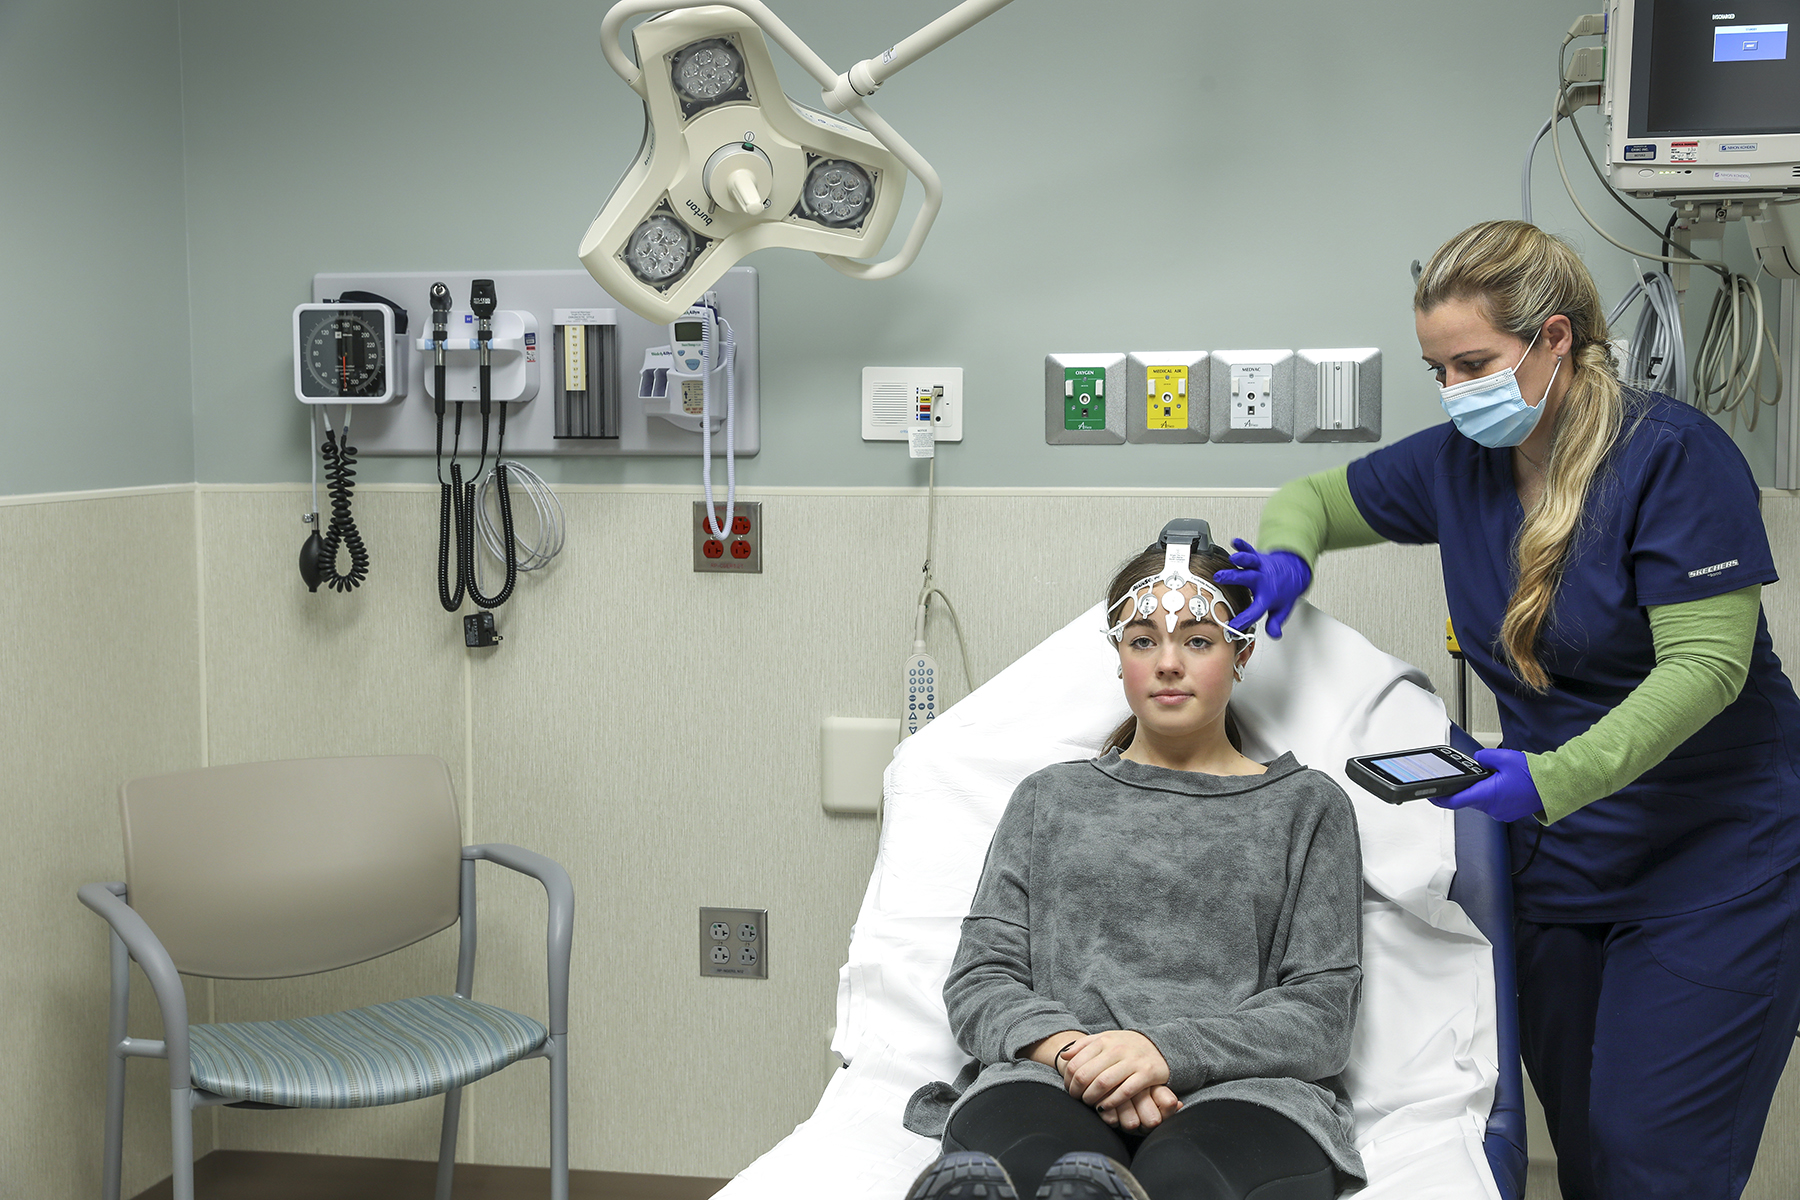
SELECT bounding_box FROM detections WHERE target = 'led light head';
[625,212,698,284]
[800,159,873,228]
[671,37,746,107]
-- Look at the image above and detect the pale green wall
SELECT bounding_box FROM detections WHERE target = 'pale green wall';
[173,0,1785,488]
[0,0,194,495]
[0,1,1784,493]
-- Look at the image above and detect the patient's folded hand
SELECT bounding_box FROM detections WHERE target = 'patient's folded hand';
[1060,1029,1171,1113]
[1098,1083,1183,1131]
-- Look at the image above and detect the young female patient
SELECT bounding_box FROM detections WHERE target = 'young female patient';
[901,536,1366,1200]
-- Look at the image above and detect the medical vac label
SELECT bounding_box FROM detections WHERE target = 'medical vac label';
[1064,367,1106,430]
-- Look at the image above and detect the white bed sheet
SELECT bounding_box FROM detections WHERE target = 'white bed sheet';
[719,600,1501,1199]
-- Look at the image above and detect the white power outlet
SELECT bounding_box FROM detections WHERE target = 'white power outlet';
[699,906,768,979]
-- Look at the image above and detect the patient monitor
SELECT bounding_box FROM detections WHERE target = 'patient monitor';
[1606,0,1800,194]
[1604,0,1800,275]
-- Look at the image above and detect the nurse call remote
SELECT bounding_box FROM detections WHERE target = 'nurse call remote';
[1346,745,1492,805]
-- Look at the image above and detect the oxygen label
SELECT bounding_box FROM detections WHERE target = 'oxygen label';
[1064,367,1106,430]
[1145,365,1188,430]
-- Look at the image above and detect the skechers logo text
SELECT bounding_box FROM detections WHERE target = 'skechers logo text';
[1688,559,1739,578]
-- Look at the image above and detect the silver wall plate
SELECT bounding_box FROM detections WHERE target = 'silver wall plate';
[1295,348,1381,442]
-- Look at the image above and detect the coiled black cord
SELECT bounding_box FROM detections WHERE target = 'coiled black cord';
[463,401,516,609]
[438,470,466,612]
[316,426,369,593]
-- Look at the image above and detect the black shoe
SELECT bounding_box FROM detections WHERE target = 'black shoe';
[1033,1152,1150,1200]
[905,1151,1020,1199]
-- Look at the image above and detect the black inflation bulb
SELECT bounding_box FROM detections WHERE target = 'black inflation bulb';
[299,528,325,592]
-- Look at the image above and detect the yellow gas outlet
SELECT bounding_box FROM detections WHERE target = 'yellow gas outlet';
[1146,365,1188,430]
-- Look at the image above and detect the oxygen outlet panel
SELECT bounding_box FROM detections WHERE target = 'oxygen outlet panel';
[1045,353,1125,445]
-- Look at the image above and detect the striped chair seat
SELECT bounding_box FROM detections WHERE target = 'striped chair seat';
[189,995,546,1108]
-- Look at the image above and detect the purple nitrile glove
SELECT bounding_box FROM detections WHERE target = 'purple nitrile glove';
[1214,538,1312,639]
[1430,748,1544,823]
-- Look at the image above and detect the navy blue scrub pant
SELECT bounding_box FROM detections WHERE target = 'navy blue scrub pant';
[1516,866,1800,1200]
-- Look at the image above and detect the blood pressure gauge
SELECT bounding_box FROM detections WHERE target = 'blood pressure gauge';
[292,302,404,403]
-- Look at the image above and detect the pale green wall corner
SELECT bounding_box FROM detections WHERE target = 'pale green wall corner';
[1,0,1786,496]
[0,0,195,495]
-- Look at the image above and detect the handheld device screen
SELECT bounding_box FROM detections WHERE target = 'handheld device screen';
[1366,749,1468,784]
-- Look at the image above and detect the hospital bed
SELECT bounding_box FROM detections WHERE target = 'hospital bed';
[720,597,1526,1199]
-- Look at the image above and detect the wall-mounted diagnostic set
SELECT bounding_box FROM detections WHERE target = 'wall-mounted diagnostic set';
[1043,349,1381,445]
[291,268,760,641]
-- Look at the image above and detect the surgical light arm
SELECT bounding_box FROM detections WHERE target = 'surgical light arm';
[590,0,1013,314]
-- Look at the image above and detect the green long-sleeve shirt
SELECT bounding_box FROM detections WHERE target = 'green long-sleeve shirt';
[1257,466,1761,824]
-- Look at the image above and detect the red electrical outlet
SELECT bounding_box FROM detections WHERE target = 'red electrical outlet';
[693,500,763,573]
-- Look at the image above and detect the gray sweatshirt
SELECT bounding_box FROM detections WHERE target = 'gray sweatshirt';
[903,750,1365,1185]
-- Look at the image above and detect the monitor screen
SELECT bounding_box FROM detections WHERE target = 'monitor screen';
[1631,1,1800,136]
[673,320,704,342]
[1367,750,1467,784]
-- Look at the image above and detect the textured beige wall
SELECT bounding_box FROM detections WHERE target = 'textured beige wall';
[0,491,209,1199]
[7,486,1796,1193]
[192,486,1800,1186]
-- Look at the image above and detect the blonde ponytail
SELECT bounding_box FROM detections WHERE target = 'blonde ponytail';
[1415,221,1629,692]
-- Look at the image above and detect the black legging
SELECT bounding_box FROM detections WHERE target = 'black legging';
[943,1082,1336,1200]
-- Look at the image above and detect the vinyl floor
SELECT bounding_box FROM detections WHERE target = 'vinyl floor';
[128,1152,728,1200]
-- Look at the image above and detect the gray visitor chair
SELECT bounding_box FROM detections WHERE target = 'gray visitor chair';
[77,755,572,1200]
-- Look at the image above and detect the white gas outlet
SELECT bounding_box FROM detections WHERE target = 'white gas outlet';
[1230,363,1276,430]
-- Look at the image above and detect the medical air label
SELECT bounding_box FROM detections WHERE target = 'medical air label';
[1145,365,1188,430]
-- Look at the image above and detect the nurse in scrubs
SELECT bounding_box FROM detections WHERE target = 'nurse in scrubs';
[1221,219,1800,1200]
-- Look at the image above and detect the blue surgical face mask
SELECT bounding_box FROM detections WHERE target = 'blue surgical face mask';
[1438,327,1561,449]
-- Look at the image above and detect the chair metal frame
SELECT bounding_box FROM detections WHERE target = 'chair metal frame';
[79,842,572,1200]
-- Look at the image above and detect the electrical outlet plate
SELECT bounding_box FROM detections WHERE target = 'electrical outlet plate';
[1294,348,1381,442]
[1126,351,1209,443]
[693,499,762,573]
[861,367,964,442]
[1209,350,1295,443]
[700,907,768,979]
[1044,353,1125,444]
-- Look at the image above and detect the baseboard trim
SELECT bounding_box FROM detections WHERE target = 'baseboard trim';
[128,1150,729,1200]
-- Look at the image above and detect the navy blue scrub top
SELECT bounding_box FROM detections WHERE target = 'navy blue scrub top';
[1346,392,1800,922]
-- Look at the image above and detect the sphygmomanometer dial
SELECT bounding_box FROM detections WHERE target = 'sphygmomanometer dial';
[300,309,388,399]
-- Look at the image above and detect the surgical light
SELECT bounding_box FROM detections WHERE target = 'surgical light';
[802,160,872,227]
[625,213,697,284]
[671,39,744,102]
[582,0,1016,324]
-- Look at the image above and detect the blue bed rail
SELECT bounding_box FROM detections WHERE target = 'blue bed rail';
[1444,724,1528,1200]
